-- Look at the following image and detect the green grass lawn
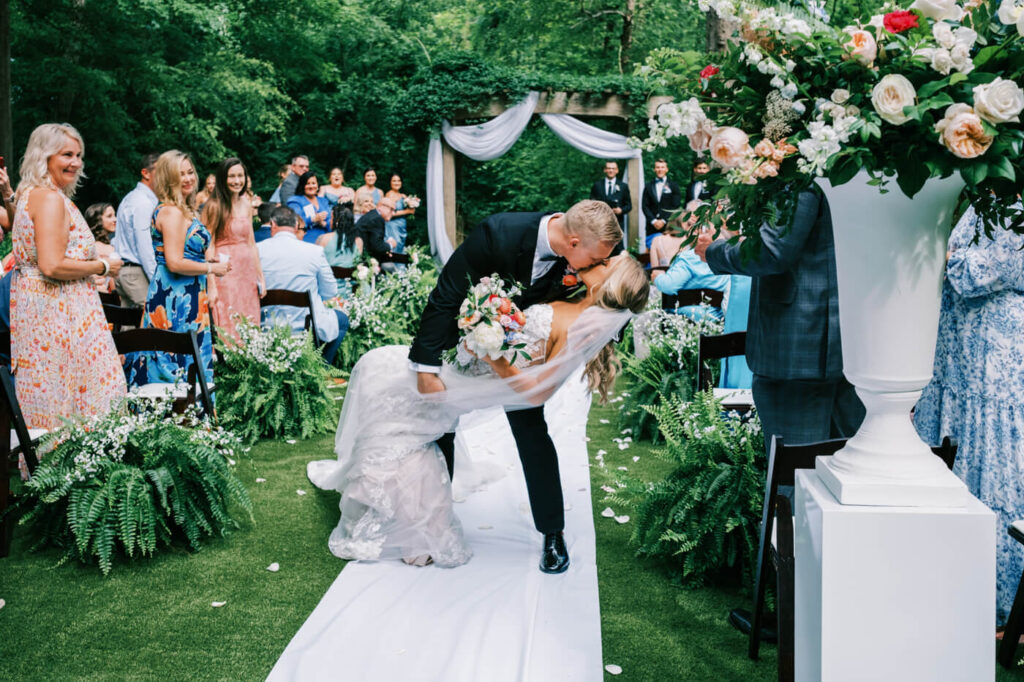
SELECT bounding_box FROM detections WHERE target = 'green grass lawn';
[1,388,1023,681]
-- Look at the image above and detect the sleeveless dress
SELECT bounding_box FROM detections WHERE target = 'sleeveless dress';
[211,213,261,341]
[307,303,554,567]
[10,190,127,429]
[125,206,214,390]
[384,195,407,253]
[321,232,359,299]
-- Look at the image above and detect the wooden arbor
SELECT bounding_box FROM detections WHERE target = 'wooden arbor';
[441,92,672,251]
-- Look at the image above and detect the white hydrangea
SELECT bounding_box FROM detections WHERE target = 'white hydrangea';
[655,98,708,138]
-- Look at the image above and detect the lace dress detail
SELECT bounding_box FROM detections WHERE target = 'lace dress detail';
[308,304,554,568]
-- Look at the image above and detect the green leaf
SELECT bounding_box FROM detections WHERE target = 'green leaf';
[961,163,990,186]
[989,156,1016,182]
[827,154,861,187]
[894,155,929,198]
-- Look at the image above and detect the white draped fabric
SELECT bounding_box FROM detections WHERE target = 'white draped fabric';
[427,92,646,263]
[267,376,603,681]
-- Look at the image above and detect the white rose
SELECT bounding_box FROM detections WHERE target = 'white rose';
[973,77,1024,124]
[831,88,851,105]
[911,0,962,21]
[950,43,974,74]
[709,127,753,169]
[871,74,917,125]
[931,48,954,75]
[932,22,955,49]
[770,75,785,89]
[469,321,507,358]
[998,0,1024,25]
[953,26,977,48]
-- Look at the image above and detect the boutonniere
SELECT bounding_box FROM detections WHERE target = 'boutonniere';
[561,265,587,299]
[614,184,621,192]
[662,186,672,194]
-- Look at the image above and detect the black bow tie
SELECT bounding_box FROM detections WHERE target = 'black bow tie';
[539,253,561,262]
[655,177,666,183]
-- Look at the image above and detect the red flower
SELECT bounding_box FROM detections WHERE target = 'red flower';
[699,65,720,80]
[562,274,578,287]
[883,10,918,33]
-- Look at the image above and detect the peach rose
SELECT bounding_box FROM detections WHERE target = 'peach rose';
[688,118,715,154]
[709,127,752,169]
[844,29,877,66]
[752,160,780,179]
[753,139,775,158]
[934,103,993,159]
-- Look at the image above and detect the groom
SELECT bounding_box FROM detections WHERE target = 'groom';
[409,200,622,574]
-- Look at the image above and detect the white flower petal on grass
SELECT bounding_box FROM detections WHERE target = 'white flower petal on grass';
[334,396,344,401]
[617,466,629,471]
[296,489,307,496]
[632,456,640,462]
[255,478,266,483]
[584,436,591,442]
[227,458,236,466]
[601,507,616,518]
[211,601,227,608]
[621,428,632,435]
[614,515,630,524]
[0,598,5,610]
[601,485,617,494]
[618,443,630,451]
[266,563,280,572]
[599,419,610,424]
[286,439,297,445]
[596,449,608,456]
[605,664,623,675]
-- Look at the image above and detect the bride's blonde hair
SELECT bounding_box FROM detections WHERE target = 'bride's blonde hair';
[584,255,649,403]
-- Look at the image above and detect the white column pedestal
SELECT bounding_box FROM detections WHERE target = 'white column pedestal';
[795,470,995,682]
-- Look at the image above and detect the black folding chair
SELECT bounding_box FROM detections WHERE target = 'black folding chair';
[379,252,411,265]
[0,366,45,557]
[697,331,747,393]
[103,304,143,333]
[98,291,121,306]
[112,328,214,418]
[999,522,1024,669]
[259,289,322,346]
[662,287,724,312]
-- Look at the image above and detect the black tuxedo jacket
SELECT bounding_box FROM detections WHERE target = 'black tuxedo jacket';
[408,212,568,367]
[686,178,713,203]
[355,210,389,260]
[590,177,632,227]
[641,178,681,225]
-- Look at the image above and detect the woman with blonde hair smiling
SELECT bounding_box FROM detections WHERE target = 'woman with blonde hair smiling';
[125,150,230,391]
[10,123,126,431]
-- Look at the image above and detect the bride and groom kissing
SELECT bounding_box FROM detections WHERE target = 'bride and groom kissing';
[307,200,650,573]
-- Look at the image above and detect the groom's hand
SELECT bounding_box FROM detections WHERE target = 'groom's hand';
[417,372,446,394]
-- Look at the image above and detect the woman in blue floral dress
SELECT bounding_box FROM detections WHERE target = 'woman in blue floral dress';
[915,202,1024,626]
[126,151,230,389]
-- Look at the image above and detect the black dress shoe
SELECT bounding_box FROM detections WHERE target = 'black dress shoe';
[540,532,569,574]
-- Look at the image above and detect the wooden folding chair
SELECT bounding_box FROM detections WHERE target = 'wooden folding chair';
[112,328,214,418]
[103,304,143,333]
[259,289,321,346]
[662,287,724,312]
[0,366,46,557]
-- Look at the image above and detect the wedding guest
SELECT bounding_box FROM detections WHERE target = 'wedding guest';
[651,242,728,321]
[247,176,263,219]
[589,160,632,231]
[203,157,265,341]
[278,155,309,204]
[10,123,126,431]
[355,196,396,262]
[254,203,274,243]
[258,205,349,364]
[317,204,362,268]
[686,160,713,203]
[915,202,1024,627]
[321,167,355,208]
[352,193,375,222]
[195,173,216,209]
[0,270,12,367]
[84,202,118,294]
[650,200,697,269]
[0,166,14,230]
[696,186,864,453]
[126,150,230,390]
[111,152,161,307]
[353,167,382,213]
[268,163,291,204]
[642,159,681,250]
[286,171,332,243]
[383,172,416,253]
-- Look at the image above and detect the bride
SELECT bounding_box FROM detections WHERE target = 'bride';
[307,253,649,567]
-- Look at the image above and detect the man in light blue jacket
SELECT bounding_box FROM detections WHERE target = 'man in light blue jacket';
[258,205,349,364]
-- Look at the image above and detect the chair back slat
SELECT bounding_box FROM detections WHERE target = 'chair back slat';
[697,331,747,392]
[663,287,724,312]
[98,291,120,306]
[103,304,143,332]
[0,366,39,473]
[331,266,356,280]
[112,329,213,418]
[380,252,411,265]
[259,289,321,346]
[0,331,9,364]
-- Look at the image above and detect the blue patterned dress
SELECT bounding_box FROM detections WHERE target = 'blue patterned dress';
[385,195,408,253]
[125,206,214,390]
[915,204,1024,625]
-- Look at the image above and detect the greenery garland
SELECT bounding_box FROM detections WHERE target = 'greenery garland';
[18,398,251,575]
[214,319,339,444]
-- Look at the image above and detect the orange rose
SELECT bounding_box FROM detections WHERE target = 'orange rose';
[513,310,526,326]
[562,274,579,287]
[499,298,512,315]
[935,104,993,159]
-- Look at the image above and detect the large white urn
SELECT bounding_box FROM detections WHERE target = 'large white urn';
[815,170,967,507]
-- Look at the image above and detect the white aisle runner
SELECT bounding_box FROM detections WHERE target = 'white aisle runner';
[267,381,602,682]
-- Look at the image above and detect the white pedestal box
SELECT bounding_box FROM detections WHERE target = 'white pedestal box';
[795,470,995,682]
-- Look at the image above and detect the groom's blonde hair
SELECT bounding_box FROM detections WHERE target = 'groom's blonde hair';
[563,200,622,246]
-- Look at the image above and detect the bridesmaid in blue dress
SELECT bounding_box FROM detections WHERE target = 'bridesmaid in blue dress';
[126,151,229,390]
[915,202,1024,626]
[383,172,416,254]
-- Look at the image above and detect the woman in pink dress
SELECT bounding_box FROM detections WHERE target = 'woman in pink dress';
[203,157,265,342]
[10,123,126,430]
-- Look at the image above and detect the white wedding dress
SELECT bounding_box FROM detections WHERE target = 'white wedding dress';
[307,304,555,567]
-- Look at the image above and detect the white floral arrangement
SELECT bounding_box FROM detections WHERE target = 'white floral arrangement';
[232,316,306,374]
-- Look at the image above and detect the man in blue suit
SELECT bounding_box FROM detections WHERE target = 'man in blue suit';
[695,187,864,448]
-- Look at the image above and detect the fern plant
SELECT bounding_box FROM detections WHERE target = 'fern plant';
[18,398,251,575]
[607,391,765,588]
[214,319,339,444]
[619,310,722,442]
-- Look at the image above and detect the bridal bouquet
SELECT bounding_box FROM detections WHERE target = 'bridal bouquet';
[632,0,1024,237]
[453,274,531,364]
[405,195,422,209]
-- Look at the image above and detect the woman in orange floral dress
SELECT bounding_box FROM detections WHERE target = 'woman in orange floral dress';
[125,150,230,390]
[10,123,126,430]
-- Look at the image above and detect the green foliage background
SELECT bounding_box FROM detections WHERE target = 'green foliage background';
[10,0,706,237]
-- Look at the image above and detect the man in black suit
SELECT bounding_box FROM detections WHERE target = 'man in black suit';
[641,158,681,250]
[409,200,622,574]
[686,160,713,203]
[590,160,632,231]
[355,196,396,261]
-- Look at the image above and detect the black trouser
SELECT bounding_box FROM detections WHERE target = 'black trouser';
[435,405,565,534]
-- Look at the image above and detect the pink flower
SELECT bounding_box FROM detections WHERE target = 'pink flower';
[935,103,993,159]
[709,127,753,169]
[844,29,877,66]
[753,139,775,158]
[688,118,715,154]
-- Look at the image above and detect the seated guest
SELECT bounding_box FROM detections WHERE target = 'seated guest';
[286,170,332,244]
[650,201,697,269]
[318,205,361,299]
[652,241,728,321]
[258,206,350,364]
[355,196,396,262]
[254,202,273,243]
[915,201,1024,629]
[720,274,753,389]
